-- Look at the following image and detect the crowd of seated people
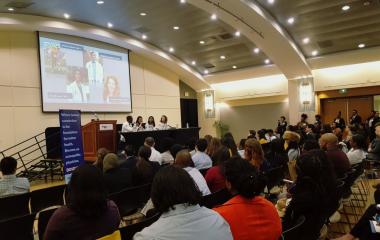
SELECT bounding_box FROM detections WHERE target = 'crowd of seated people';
[2,110,380,239]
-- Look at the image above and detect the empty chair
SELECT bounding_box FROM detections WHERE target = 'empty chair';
[0,192,30,221]
[38,207,60,240]
[281,215,306,240]
[109,183,151,217]
[119,213,160,240]
[200,188,232,209]
[30,184,66,213]
[0,213,36,240]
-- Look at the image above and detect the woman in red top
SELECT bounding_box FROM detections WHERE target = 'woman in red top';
[205,146,230,193]
[214,156,282,240]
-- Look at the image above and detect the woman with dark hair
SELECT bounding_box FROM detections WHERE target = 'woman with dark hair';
[132,146,160,185]
[205,146,230,193]
[283,149,338,240]
[103,76,120,103]
[302,139,320,152]
[244,138,269,172]
[346,134,367,165]
[157,115,170,130]
[265,138,288,169]
[145,116,156,131]
[44,165,120,240]
[221,133,238,157]
[214,157,281,240]
[257,129,268,145]
[135,116,145,131]
[134,166,233,240]
[238,138,246,157]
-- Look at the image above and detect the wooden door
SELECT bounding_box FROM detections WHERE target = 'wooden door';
[347,96,373,122]
[321,98,348,124]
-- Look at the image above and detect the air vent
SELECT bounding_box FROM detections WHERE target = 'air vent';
[203,63,215,69]
[5,1,34,9]
[317,40,333,48]
[134,27,150,33]
[217,33,234,41]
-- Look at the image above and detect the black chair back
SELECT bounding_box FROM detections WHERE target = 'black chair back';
[199,168,210,176]
[119,213,160,240]
[342,168,357,199]
[200,188,232,209]
[109,183,151,217]
[265,166,284,193]
[0,213,36,240]
[30,184,66,213]
[38,207,60,240]
[0,192,30,221]
[281,215,306,240]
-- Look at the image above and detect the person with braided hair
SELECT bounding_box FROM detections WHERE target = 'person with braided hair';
[214,156,281,240]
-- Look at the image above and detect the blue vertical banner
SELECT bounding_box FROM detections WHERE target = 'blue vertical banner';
[59,109,84,183]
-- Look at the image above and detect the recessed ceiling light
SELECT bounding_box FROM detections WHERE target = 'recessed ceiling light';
[235,31,241,37]
[287,17,295,25]
[191,61,196,65]
[63,13,70,19]
[253,48,260,54]
[232,65,237,69]
[96,0,104,4]
[220,55,226,60]
[302,37,310,44]
[140,12,147,16]
[142,34,147,40]
[107,22,113,28]
[342,5,350,11]
[173,26,180,30]
[199,40,205,45]
[169,47,175,53]
[7,7,14,11]
[264,59,270,64]
[211,14,217,20]
[267,0,275,4]
[358,43,366,48]
[311,50,318,56]
[204,70,209,74]
[180,0,186,3]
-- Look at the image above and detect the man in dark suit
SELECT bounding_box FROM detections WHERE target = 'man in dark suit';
[349,109,362,127]
[119,145,138,170]
[304,124,317,141]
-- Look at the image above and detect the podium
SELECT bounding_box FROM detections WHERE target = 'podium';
[82,120,117,161]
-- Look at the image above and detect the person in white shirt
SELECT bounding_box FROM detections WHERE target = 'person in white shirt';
[0,157,30,198]
[144,137,162,165]
[192,138,213,170]
[175,150,211,196]
[121,116,134,133]
[133,166,232,240]
[346,134,367,165]
[157,115,170,130]
[135,116,145,132]
[145,116,156,131]
[66,69,89,103]
[86,51,104,84]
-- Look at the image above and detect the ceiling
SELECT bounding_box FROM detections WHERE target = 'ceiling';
[256,0,380,58]
[0,0,270,75]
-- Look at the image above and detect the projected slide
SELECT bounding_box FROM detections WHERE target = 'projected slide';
[39,33,132,112]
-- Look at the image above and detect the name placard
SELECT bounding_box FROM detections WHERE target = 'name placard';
[99,123,114,131]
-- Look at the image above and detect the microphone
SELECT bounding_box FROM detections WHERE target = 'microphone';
[93,112,99,121]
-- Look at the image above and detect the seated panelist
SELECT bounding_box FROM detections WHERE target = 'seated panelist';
[134,116,145,132]
[157,115,171,130]
[145,116,156,131]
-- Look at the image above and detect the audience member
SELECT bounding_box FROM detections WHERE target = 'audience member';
[175,150,210,196]
[103,153,132,194]
[257,129,268,145]
[247,129,257,139]
[214,157,281,240]
[45,165,120,240]
[205,146,230,193]
[349,109,362,127]
[133,166,233,240]
[277,116,287,137]
[333,127,349,153]
[366,110,380,141]
[367,122,380,160]
[204,134,213,146]
[170,144,184,159]
[93,148,109,171]
[314,114,322,133]
[333,111,346,130]
[319,133,350,178]
[144,137,162,165]
[304,124,316,141]
[297,113,308,130]
[283,150,338,240]
[283,131,301,181]
[302,139,320,152]
[0,156,30,198]
[192,138,212,170]
[160,137,174,165]
[207,137,222,160]
[265,138,288,169]
[221,133,239,156]
[266,129,277,142]
[238,138,246,158]
[119,145,138,170]
[132,146,160,185]
[346,134,367,165]
[244,138,269,172]
[186,138,197,156]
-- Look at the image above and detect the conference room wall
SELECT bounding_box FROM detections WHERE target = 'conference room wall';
[219,101,289,141]
[0,31,181,150]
